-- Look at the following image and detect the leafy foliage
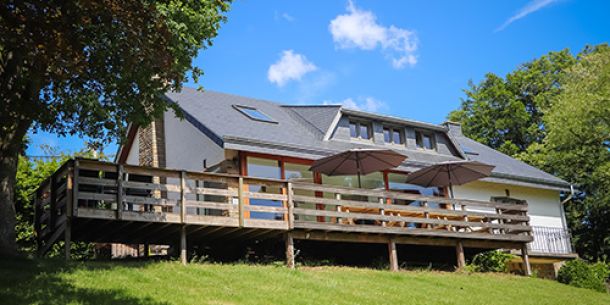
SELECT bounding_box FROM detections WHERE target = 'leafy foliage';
[448,50,576,156]
[449,44,610,261]
[1,0,231,255]
[557,260,610,293]
[466,250,515,273]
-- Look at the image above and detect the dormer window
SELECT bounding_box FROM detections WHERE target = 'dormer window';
[416,131,436,150]
[383,127,404,145]
[233,105,276,123]
[349,120,372,140]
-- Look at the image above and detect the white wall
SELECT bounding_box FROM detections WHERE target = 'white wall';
[125,135,139,165]
[163,111,225,172]
[453,180,565,229]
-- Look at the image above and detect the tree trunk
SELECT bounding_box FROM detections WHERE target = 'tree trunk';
[0,120,30,257]
[0,147,19,257]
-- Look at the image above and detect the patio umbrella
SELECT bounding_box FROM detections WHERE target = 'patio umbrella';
[309,148,407,188]
[404,160,495,198]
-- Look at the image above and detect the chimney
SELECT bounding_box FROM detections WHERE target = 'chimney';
[443,121,463,137]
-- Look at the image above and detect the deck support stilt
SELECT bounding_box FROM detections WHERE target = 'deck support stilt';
[388,239,398,272]
[521,244,532,276]
[455,240,465,270]
[64,218,71,261]
[144,243,150,257]
[180,225,187,265]
[285,232,295,269]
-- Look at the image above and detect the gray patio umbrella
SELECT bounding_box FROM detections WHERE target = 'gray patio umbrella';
[309,148,407,188]
[404,160,495,198]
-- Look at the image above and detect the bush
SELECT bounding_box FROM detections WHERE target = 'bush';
[557,260,610,293]
[468,250,514,273]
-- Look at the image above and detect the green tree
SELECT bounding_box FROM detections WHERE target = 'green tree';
[542,45,610,260]
[0,1,231,256]
[448,49,576,156]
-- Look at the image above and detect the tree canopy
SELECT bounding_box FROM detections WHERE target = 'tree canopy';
[0,0,231,256]
[449,44,610,260]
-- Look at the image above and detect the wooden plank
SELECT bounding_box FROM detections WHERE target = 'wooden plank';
[121,211,181,223]
[122,181,181,192]
[293,221,533,242]
[292,182,528,211]
[78,177,117,187]
[122,195,178,206]
[116,165,124,220]
[180,171,186,224]
[72,160,79,217]
[293,195,529,222]
[243,218,289,230]
[244,205,288,213]
[76,208,116,220]
[287,182,295,230]
[183,200,236,210]
[185,171,236,183]
[78,192,116,201]
[77,160,118,173]
[238,177,244,227]
[293,208,531,232]
[190,187,237,197]
[245,192,287,201]
[185,215,240,227]
[123,164,180,178]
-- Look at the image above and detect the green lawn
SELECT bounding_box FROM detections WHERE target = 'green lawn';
[0,259,608,305]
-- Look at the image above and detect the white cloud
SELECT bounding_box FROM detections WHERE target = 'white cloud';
[329,0,418,69]
[274,11,295,22]
[324,96,387,112]
[282,13,295,22]
[268,50,318,87]
[496,0,558,32]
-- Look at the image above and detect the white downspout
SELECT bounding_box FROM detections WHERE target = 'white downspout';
[559,184,574,230]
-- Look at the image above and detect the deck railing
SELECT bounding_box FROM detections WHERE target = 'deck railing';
[34,159,533,253]
[528,226,573,254]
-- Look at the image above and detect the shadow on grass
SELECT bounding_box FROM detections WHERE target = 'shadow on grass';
[0,257,170,305]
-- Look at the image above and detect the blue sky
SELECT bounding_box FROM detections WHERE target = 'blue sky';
[27,0,610,158]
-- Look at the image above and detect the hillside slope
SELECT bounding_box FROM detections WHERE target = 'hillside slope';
[0,259,608,305]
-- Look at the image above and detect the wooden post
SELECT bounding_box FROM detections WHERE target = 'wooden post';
[49,173,57,229]
[180,225,187,265]
[180,171,186,224]
[64,219,71,261]
[380,198,386,227]
[456,240,465,270]
[287,182,294,229]
[144,243,150,257]
[388,238,398,272]
[522,244,532,276]
[116,164,124,220]
[238,177,245,227]
[285,232,295,269]
[72,160,79,217]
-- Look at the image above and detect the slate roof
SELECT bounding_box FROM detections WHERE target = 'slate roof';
[163,88,571,191]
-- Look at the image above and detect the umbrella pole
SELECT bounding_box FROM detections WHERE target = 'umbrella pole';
[357,173,362,188]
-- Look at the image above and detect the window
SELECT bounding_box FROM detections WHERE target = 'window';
[349,120,372,140]
[383,127,404,145]
[416,131,436,150]
[233,105,276,123]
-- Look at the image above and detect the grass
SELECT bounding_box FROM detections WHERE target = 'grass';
[1,259,608,305]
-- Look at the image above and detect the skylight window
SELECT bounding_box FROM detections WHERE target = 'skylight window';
[233,105,276,123]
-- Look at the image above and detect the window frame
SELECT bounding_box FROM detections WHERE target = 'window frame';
[348,119,373,141]
[383,126,405,145]
[232,105,277,123]
[415,130,437,151]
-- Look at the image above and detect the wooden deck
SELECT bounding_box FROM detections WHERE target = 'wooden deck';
[34,158,534,271]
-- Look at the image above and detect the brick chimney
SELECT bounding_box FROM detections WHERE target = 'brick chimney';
[443,121,463,137]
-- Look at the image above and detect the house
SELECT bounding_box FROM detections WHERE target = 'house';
[111,88,575,275]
